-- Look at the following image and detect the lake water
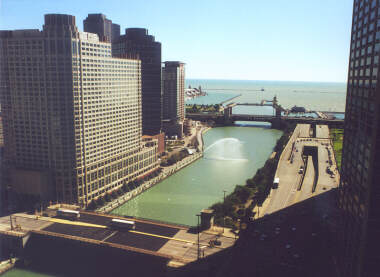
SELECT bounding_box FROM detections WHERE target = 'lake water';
[186,79,346,112]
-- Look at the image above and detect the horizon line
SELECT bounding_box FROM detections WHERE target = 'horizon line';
[185,78,347,84]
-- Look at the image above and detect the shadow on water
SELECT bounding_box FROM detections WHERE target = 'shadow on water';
[15,189,340,277]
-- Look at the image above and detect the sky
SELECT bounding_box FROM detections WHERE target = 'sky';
[0,0,354,82]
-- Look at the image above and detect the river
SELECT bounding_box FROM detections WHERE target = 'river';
[111,125,282,226]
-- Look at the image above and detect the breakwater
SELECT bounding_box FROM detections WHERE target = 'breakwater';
[220,94,242,105]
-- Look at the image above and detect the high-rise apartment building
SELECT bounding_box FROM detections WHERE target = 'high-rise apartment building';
[0,14,158,206]
[112,28,162,135]
[83,14,120,42]
[162,61,185,122]
[338,0,380,276]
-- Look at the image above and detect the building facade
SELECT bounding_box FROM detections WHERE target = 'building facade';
[338,0,380,276]
[112,28,162,135]
[0,14,158,206]
[83,14,120,42]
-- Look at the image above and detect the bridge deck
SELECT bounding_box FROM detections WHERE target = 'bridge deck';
[0,211,235,265]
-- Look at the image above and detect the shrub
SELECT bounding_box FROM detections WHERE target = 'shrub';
[105,193,112,202]
[87,201,97,210]
[97,196,105,206]
[111,191,118,199]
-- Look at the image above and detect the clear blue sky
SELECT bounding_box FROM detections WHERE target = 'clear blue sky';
[0,0,353,82]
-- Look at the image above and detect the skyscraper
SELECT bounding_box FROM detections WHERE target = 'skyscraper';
[111,23,120,42]
[112,28,162,135]
[83,13,120,42]
[162,61,185,138]
[338,0,380,276]
[0,14,158,206]
[162,61,185,122]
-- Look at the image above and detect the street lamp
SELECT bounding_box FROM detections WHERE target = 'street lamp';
[196,213,201,260]
[223,190,226,234]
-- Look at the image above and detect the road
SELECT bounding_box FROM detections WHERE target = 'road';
[298,156,315,202]
[316,125,329,139]
[0,211,235,264]
[264,124,309,214]
[261,124,339,216]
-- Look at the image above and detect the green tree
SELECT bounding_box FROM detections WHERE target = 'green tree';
[105,193,111,202]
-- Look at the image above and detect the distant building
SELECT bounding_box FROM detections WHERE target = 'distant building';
[111,23,120,41]
[112,28,162,135]
[0,14,158,206]
[83,13,120,42]
[338,1,380,277]
[162,61,185,138]
[162,61,185,122]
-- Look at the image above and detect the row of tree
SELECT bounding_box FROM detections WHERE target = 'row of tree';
[161,149,189,167]
[185,104,220,113]
[86,168,162,211]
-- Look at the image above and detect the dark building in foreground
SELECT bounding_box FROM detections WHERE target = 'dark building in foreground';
[338,0,380,276]
[112,28,162,135]
[83,13,120,42]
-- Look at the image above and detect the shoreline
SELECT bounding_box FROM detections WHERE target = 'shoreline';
[96,124,210,214]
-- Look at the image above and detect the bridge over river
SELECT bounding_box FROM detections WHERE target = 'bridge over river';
[0,208,235,273]
[187,100,344,129]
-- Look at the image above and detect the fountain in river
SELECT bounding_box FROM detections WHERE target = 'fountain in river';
[204,138,248,162]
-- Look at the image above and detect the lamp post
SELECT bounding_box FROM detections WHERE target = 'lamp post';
[196,213,201,260]
[223,190,226,234]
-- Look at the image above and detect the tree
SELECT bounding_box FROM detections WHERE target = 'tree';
[111,191,118,199]
[105,193,112,202]
[97,196,105,206]
[234,185,252,203]
[87,201,97,210]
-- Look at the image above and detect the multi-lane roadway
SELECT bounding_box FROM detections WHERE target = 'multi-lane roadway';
[262,124,339,216]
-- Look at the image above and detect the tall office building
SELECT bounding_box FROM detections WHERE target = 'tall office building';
[162,61,185,138]
[83,14,120,42]
[0,14,158,206]
[112,28,162,135]
[338,0,380,276]
[111,23,120,42]
[162,61,185,121]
